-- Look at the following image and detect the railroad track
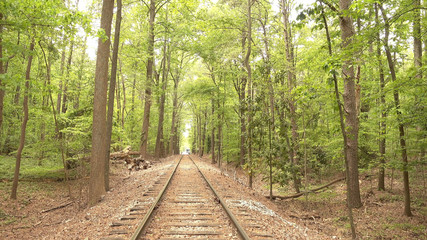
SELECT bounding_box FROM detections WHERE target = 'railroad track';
[128,155,249,239]
[103,155,280,240]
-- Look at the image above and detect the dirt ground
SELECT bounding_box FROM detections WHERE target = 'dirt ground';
[1,154,426,239]
[203,156,427,240]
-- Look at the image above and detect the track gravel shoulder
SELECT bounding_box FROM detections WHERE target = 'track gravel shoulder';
[195,156,331,240]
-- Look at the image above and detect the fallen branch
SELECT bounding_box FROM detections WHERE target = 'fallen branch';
[266,177,345,200]
[41,201,73,213]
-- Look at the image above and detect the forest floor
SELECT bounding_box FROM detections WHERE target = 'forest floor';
[208,156,427,240]
[1,154,326,239]
[0,154,425,239]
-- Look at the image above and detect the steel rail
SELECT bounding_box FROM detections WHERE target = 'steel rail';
[189,155,251,240]
[130,155,183,240]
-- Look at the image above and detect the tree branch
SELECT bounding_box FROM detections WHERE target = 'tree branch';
[316,0,338,12]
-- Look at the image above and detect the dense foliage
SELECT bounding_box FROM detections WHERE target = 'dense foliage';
[1,0,426,217]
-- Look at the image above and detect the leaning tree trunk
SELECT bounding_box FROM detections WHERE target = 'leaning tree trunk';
[140,0,156,158]
[338,0,362,209]
[89,0,114,206]
[11,39,35,200]
[105,0,122,191]
[379,4,412,217]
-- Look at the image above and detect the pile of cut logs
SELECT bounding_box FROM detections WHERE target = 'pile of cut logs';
[110,147,151,172]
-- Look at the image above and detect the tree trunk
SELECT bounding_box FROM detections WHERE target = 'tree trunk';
[379,5,412,217]
[121,59,127,128]
[217,96,222,167]
[320,3,358,237]
[57,49,66,113]
[105,0,122,191]
[89,0,114,206]
[375,5,386,191]
[211,98,215,164]
[169,74,179,155]
[281,0,301,193]
[61,42,73,114]
[140,0,156,158]
[338,0,362,209]
[201,110,207,156]
[75,36,87,110]
[246,0,253,188]
[155,33,169,160]
[238,30,247,166]
[39,40,72,197]
[11,39,35,200]
[116,61,121,126]
[414,0,422,80]
[0,13,5,138]
[197,113,201,155]
[175,119,180,153]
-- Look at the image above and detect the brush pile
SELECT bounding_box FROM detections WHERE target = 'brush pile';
[110,147,151,171]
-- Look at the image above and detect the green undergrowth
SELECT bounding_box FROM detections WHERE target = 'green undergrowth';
[0,155,72,181]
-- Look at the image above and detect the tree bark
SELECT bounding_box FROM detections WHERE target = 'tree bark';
[201,109,207,156]
[121,59,127,128]
[375,4,386,191]
[75,36,87,110]
[246,0,253,188]
[11,39,35,200]
[237,30,248,166]
[89,0,114,206]
[217,94,222,168]
[57,49,66,113]
[39,40,71,197]
[379,4,412,217]
[155,33,170,160]
[211,98,215,164]
[0,13,5,138]
[61,42,74,114]
[105,0,122,191]
[338,0,362,209]
[140,0,156,158]
[281,0,300,193]
[413,0,422,80]
[169,72,179,155]
[197,113,201,155]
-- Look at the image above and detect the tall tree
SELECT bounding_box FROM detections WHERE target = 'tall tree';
[413,0,422,80]
[155,28,170,160]
[0,13,4,138]
[140,0,156,158]
[10,38,35,200]
[246,0,253,188]
[89,0,114,206]
[105,0,122,191]
[375,4,386,191]
[338,0,362,208]
[379,4,412,217]
[281,0,301,193]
